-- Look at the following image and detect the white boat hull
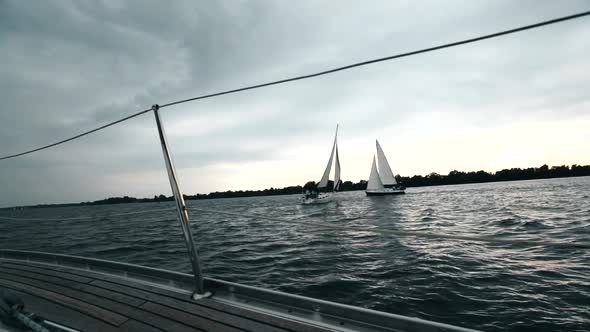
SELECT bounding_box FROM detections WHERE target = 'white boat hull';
[365,188,405,196]
[301,192,333,204]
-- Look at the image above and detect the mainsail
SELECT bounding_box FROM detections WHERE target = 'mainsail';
[366,155,384,191]
[334,144,341,191]
[318,125,339,189]
[375,140,397,185]
[317,143,335,188]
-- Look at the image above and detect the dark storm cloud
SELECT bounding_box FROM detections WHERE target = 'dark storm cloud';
[1,0,589,206]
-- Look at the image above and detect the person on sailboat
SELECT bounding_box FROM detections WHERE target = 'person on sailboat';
[306,188,318,199]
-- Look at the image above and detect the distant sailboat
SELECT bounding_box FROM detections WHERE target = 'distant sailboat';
[302,125,341,204]
[366,140,405,196]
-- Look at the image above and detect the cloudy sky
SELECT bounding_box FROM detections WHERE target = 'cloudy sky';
[1,1,589,207]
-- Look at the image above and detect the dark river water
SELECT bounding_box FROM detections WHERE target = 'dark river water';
[1,177,589,331]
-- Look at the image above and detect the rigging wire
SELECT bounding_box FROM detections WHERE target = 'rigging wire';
[1,10,589,161]
[189,207,590,249]
[159,11,590,109]
[0,108,152,161]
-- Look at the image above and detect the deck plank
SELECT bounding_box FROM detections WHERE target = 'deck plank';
[0,261,92,283]
[119,319,166,332]
[0,266,80,287]
[0,272,203,332]
[72,283,147,307]
[0,287,123,332]
[92,280,291,332]
[0,278,127,326]
[141,301,245,332]
[92,279,331,332]
[0,264,145,307]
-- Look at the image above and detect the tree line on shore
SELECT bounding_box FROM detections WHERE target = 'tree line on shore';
[10,164,590,208]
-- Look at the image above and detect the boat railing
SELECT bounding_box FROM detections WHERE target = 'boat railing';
[152,104,208,299]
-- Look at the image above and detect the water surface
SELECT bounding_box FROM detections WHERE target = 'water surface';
[1,177,589,331]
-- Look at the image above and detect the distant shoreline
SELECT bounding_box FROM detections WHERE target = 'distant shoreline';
[2,164,589,209]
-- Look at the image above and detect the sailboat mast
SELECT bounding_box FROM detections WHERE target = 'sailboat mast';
[334,125,341,191]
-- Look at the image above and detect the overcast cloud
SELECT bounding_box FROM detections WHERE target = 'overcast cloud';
[1,0,589,207]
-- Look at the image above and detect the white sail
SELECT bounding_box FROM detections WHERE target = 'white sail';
[376,140,397,185]
[366,155,384,191]
[334,144,341,191]
[317,143,334,188]
[318,125,338,188]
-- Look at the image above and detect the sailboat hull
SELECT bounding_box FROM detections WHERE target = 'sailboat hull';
[301,192,333,204]
[365,189,405,196]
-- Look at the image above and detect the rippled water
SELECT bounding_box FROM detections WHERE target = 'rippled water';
[1,177,589,331]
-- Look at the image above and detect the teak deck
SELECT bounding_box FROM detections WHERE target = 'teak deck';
[0,250,476,332]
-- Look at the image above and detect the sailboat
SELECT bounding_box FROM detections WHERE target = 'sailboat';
[366,140,405,195]
[302,125,341,204]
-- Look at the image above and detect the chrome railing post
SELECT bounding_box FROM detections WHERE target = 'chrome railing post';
[152,104,210,299]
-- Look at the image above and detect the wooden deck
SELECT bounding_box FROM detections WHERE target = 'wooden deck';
[0,260,332,332]
[0,251,477,332]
